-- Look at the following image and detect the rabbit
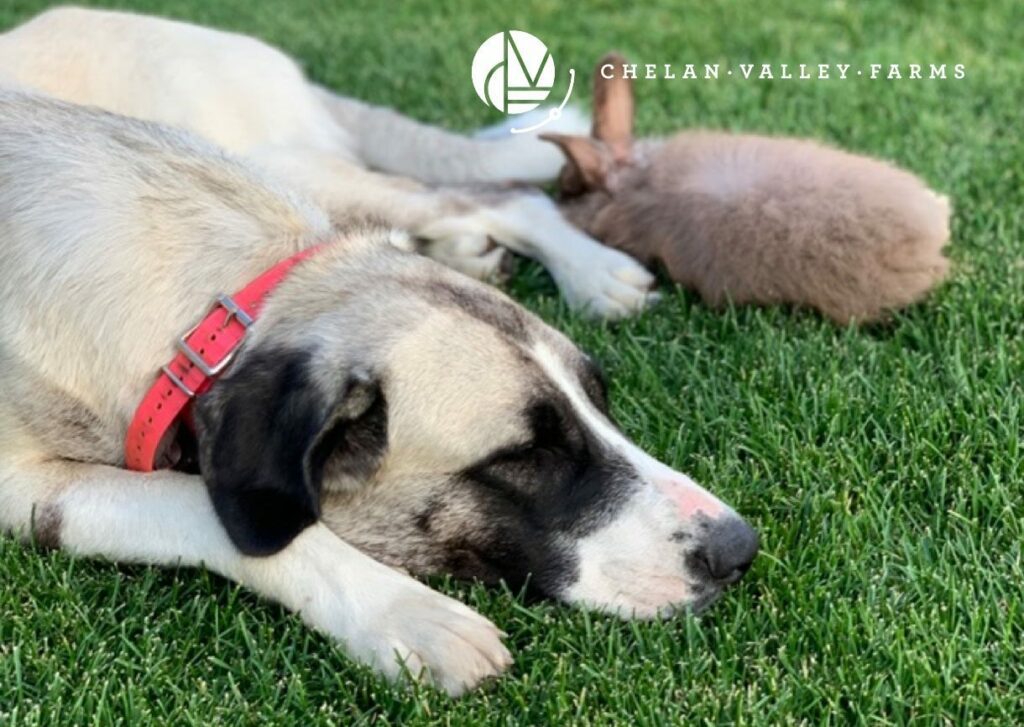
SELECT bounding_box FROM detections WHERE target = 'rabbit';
[541,53,951,324]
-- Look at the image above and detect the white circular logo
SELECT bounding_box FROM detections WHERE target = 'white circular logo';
[472,30,555,114]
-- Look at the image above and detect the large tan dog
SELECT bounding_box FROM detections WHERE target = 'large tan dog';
[0,6,659,319]
[0,90,757,694]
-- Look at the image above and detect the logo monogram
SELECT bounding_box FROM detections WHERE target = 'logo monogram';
[471,30,576,134]
[472,30,555,114]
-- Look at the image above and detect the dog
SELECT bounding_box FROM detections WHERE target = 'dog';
[0,88,758,695]
[0,6,660,320]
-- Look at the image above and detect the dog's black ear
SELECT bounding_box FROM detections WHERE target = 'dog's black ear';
[193,348,386,556]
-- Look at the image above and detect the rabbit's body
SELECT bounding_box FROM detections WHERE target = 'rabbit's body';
[558,132,950,323]
[544,55,951,324]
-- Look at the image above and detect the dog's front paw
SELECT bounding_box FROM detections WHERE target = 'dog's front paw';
[351,581,512,696]
[553,246,659,319]
[261,526,510,696]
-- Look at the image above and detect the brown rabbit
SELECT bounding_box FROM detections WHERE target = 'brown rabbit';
[541,53,951,324]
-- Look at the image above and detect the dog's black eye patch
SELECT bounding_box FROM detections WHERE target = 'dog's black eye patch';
[463,401,574,503]
[463,405,636,535]
[451,391,640,597]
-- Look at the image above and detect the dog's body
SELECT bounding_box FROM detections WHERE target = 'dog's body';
[0,88,756,693]
[0,6,660,319]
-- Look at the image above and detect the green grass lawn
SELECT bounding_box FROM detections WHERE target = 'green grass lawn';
[2,0,1022,723]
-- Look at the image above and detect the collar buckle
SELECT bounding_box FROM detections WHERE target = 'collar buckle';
[174,293,253,379]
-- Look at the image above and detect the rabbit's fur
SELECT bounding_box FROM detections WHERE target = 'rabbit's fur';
[543,53,951,324]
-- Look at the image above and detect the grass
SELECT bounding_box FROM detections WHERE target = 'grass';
[1,0,1023,723]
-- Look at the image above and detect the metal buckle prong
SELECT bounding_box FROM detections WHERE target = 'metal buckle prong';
[174,294,253,379]
[162,365,196,397]
[216,293,254,329]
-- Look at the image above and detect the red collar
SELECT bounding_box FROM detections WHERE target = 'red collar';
[125,246,321,471]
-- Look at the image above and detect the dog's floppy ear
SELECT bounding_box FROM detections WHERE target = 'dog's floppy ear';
[193,347,386,556]
[592,52,634,162]
[539,133,611,195]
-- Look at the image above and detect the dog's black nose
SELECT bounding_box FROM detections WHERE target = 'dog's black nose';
[693,516,759,582]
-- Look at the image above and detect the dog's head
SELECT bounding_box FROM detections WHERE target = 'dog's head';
[194,229,757,617]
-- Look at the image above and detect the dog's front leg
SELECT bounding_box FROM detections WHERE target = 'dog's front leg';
[0,461,510,695]
[417,190,661,319]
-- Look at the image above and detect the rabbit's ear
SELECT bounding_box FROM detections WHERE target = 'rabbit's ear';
[539,133,610,193]
[593,52,634,161]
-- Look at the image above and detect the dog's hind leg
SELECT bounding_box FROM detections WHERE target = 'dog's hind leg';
[0,461,511,695]
[313,89,589,185]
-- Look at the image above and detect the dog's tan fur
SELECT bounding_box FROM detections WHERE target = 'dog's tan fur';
[0,88,756,695]
[544,53,952,324]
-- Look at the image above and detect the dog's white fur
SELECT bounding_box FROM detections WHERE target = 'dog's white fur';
[0,6,658,318]
[13,467,511,693]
